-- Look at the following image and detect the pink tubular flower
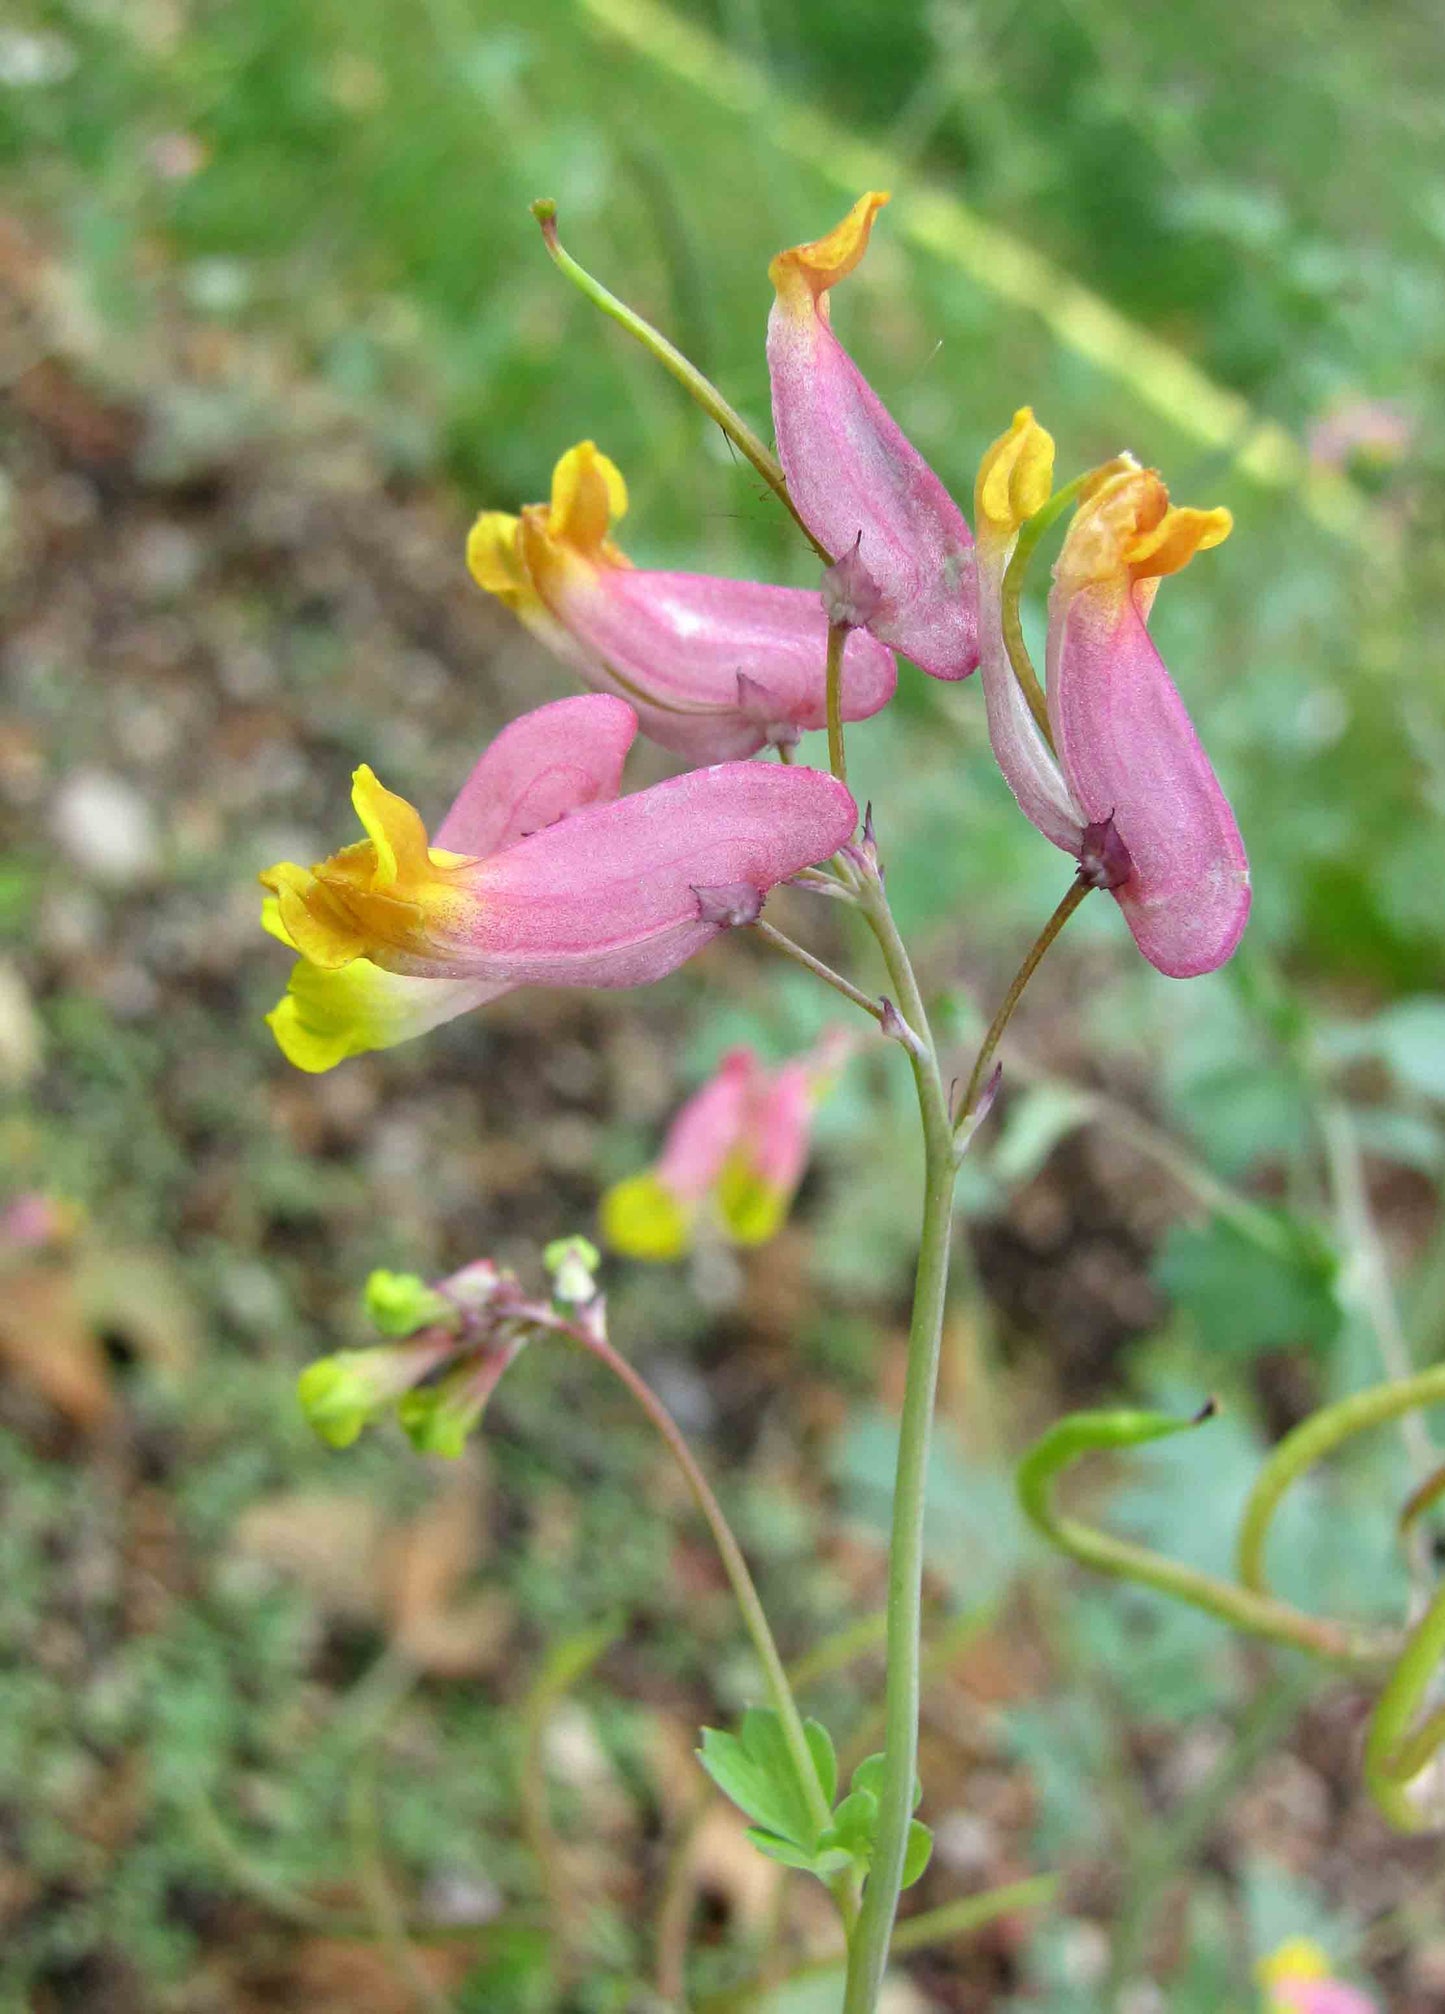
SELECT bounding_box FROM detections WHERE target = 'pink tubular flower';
[468,442,896,761]
[974,410,1250,979]
[600,1031,851,1259]
[260,693,857,1071]
[1258,1939,1377,2014]
[767,193,978,682]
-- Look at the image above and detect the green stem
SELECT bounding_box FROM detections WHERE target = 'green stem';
[998,469,1097,747]
[753,917,884,1022]
[1237,1364,1445,1595]
[825,620,848,784]
[704,1875,1058,2009]
[960,879,1091,1120]
[566,1320,856,1933]
[1019,1406,1387,1669]
[531,199,828,561]
[843,874,960,2014]
[1365,1581,1445,1830]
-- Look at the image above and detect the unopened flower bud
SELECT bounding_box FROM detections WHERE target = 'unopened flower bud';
[397,1341,526,1459]
[364,1268,458,1338]
[298,1333,455,1448]
[544,1235,601,1306]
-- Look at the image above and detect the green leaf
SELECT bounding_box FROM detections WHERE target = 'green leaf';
[1154,1212,1340,1357]
[850,1753,922,1812]
[901,1820,933,1889]
[697,1709,822,1852]
[824,1787,878,1859]
[746,1828,823,1873]
[804,1718,837,1808]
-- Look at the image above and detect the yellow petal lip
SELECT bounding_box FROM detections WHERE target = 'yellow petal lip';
[599,1171,693,1261]
[547,440,628,556]
[769,190,891,308]
[715,1155,787,1247]
[467,510,532,608]
[1257,1938,1331,1988]
[975,407,1057,541]
[259,770,470,973]
[1058,463,1232,594]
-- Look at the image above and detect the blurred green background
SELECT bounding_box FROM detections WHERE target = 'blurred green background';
[2,0,1443,2008]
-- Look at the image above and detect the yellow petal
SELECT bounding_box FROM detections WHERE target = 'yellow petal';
[975,408,1056,541]
[1257,1939,1330,1989]
[350,765,432,889]
[467,510,532,609]
[769,191,890,310]
[599,1172,692,1261]
[715,1154,788,1247]
[547,441,628,557]
[1058,465,1231,595]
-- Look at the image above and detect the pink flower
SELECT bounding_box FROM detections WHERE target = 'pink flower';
[260,694,857,1070]
[974,410,1250,978]
[601,1032,851,1258]
[767,193,978,682]
[1259,1939,1377,2014]
[469,442,896,760]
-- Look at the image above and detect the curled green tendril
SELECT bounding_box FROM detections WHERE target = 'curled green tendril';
[1017,1402,1383,1668]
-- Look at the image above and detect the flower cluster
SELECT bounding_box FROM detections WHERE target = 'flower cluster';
[600,1031,851,1260]
[260,191,1248,1070]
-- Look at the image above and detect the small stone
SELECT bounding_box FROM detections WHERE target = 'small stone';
[51,771,160,885]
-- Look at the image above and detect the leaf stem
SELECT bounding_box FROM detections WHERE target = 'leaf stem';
[562,1318,856,1933]
[754,917,884,1022]
[531,199,828,560]
[1019,1405,1389,1669]
[1366,1579,1445,1830]
[1237,1363,1445,1596]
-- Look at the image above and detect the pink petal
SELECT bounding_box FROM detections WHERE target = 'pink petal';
[767,303,977,683]
[975,547,1087,855]
[380,762,857,989]
[1047,581,1250,978]
[742,1060,815,1196]
[435,693,637,855]
[524,560,898,761]
[1277,1983,1378,2014]
[657,1049,759,1199]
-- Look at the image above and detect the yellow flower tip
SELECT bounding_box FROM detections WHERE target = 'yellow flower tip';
[467,509,532,608]
[975,407,1056,541]
[350,765,432,889]
[258,860,368,969]
[1059,464,1232,595]
[1258,1939,1331,1989]
[266,992,350,1073]
[599,1172,692,1262]
[260,892,297,949]
[715,1156,789,1247]
[547,440,628,557]
[769,190,891,309]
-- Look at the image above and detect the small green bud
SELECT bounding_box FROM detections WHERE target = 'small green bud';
[363,1269,454,1338]
[544,1235,601,1305]
[297,1355,381,1448]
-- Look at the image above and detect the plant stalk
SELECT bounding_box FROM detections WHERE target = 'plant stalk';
[843,874,960,2013]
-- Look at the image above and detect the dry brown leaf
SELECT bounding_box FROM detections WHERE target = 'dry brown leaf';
[0,1262,116,1431]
